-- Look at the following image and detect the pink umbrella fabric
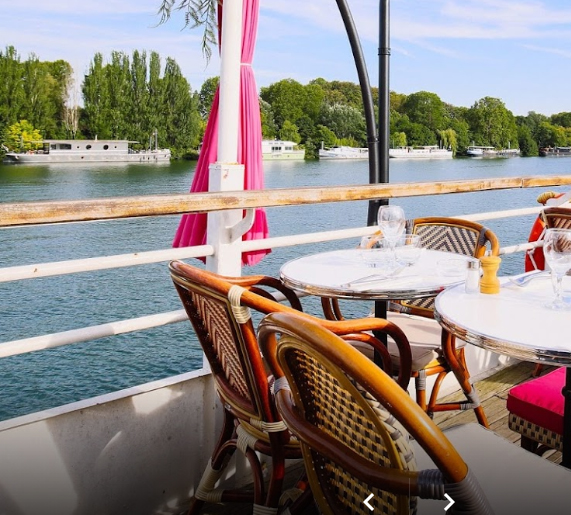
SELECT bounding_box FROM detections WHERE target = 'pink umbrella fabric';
[173,0,270,266]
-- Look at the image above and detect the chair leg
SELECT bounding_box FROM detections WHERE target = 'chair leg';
[414,370,428,412]
[520,435,540,454]
[440,330,489,428]
[532,364,544,377]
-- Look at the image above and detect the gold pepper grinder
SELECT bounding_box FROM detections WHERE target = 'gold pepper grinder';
[479,256,501,294]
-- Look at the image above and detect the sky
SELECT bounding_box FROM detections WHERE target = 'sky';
[2,0,571,117]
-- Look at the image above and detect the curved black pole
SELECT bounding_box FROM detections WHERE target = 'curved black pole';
[335,0,380,225]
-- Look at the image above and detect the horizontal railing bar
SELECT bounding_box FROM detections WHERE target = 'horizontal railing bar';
[0,245,213,283]
[1,175,569,227]
[0,206,543,283]
[0,309,189,358]
[0,238,541,359]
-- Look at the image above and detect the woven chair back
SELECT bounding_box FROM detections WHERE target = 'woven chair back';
[542,207,571,230]
[169,261,300,424]
[259,312,487,515]
[403,217,499,313]
[283,341,416,514]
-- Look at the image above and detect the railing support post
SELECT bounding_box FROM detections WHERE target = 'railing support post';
[205,163,245,276]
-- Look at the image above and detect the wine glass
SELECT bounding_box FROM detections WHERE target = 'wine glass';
[377,205,406,259]
[543,228,571,310]
[395,234,423,267]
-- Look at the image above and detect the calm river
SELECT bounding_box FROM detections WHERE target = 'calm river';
[0,156,568,420]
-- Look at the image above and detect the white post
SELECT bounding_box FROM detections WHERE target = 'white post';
[206,0,245,276]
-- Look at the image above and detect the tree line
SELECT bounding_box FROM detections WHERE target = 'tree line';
[0,46,203,158]
[2,45,570,160]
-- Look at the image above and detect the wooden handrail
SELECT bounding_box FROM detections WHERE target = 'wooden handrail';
[1,175,571,227]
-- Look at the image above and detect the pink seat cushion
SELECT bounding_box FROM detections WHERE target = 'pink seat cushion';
[506,367,565,435]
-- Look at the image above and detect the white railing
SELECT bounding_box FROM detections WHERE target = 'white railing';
[0,204,546,361]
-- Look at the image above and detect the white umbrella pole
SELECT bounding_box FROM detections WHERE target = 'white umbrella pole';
[207,0,245,276]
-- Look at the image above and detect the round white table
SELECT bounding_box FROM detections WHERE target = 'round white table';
[280,248,472,300]
[434,275,571,467]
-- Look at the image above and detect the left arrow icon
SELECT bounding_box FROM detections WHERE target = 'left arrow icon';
[363,493,374,511]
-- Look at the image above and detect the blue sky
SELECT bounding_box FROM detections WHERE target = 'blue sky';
[2,0,571,116]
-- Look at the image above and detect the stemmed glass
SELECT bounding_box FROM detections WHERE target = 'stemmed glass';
[543,228,571,310]
[377,205,406,260]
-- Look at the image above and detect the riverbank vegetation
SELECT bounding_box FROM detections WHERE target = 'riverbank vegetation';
[1,45,569,159]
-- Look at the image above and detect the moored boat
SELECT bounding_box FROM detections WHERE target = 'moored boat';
[539,146,571,157]
[466,145,497,157]
[3,137,171,164]
[261,140,305,160]
[318,145,369,159]
[389,145,452,159]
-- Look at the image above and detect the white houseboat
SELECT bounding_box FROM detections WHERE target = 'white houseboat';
[318,145,369,159]
[389,145,453,159]
[3,138,171,164]
[261,140,305,160]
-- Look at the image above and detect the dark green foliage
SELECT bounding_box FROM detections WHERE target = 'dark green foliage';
[517,125,538,156]
[81,50,201,155]
[0,46,72,141]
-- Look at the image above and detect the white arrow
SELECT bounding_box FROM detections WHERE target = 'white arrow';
[444,493,455,512]
[363,493,374,511]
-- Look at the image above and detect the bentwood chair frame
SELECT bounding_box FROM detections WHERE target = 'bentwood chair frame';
[169,260,412,514]
[259,312,493,515]
[321,217,500,426]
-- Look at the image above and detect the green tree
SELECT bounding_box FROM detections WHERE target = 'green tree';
[279,120,301,143]
[318,103,366,143]
[517,125,538,156]
[0,46,25,130]
[467,97,518,149]
[198,76,219,120]
[3,120,42,151]
[316,124,337,147]
[402,91,447,132]
[550,112,571,128]
[260,79,308,128]
[535,121,567,148]
[390,131,407,148]
[259,99,277,139]
[82,53,110,138]
[437,128,457,153]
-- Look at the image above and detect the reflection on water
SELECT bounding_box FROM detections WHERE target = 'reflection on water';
[0,157,567,420]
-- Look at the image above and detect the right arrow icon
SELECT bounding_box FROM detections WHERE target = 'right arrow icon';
[444,493,455,512]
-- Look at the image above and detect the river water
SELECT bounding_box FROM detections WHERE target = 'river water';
[0,156,568,421]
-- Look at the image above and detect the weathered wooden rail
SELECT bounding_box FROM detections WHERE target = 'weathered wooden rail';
[2,175,571,227]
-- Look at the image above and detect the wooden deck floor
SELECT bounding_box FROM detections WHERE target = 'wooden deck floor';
[188,361,561,515]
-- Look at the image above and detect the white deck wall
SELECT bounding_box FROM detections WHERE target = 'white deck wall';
[0,341,514,515]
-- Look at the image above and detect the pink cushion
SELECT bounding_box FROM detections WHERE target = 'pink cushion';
[506,367,565,435]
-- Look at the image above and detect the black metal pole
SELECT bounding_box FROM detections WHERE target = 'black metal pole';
[374,0,391,327]
[335,0,379,216]
[377,0,390,197]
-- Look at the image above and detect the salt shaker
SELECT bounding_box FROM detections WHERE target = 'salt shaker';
[465,259,480,294]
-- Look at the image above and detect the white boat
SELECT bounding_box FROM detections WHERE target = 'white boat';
[389,145,453,159]
[3,137,171,164]
[261,140,305,160]
[319,145,369,160]
[496,148,521,157]
[466,145,497,157]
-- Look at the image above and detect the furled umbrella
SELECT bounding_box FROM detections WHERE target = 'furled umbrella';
[172,0,270,266]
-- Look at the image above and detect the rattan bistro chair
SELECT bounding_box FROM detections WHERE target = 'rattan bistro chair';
[259,312,493,515]
[260,312,571,515]
[322,217,500,425]
[169,261,412,514]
